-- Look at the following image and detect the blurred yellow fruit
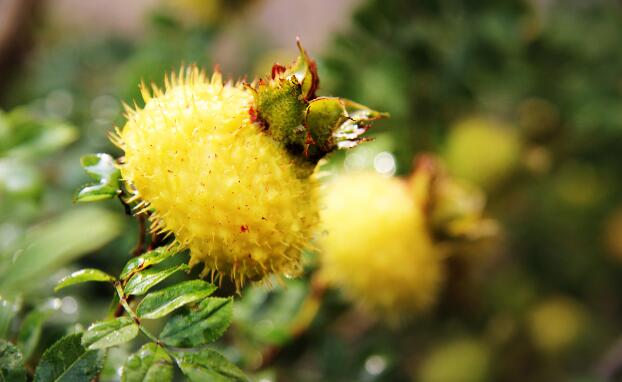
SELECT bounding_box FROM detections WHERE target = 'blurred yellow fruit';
[417,338,491,382]
[114,67,318,288]
[409,154,498,241]
[444,117,521,189]
[527,296,585,354]
[166,0,258,26]
[431,177,498,240]
[319,172,442,321]
[554,162,606,207]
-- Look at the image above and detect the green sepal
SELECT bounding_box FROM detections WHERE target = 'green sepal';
[281,39,319,100]
[250,40,317,151]
[303,97,349,160]
[251,78,307,147]
[304,97,388,159]
[333,100,388,149]
[249,41,387,167]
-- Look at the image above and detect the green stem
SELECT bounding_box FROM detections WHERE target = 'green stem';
[112,280,187,362]
[114,282,160,344]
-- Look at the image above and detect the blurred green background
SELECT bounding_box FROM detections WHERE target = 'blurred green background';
[2,0,622,380]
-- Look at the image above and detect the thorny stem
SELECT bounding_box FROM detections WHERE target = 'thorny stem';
[117,193,132,216]
[148,231,158,250]
[149,229,167,251]
[113,210,147,316]
[113,300,125,318]
[132,214,146,257]
[113,293,135,318]
[112,282,195,363]
[106,165,192,362]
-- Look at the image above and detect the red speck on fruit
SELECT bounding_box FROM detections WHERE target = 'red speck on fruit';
[249,106,258,123]
[240,225,249,233]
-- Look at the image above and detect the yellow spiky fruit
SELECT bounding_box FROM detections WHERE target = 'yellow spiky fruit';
[113,67,318,288]
[318,172,442,321]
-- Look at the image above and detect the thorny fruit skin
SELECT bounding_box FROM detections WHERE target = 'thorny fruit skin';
[113,68,318,289]
[319,172,443,322]
[112,42,385,289]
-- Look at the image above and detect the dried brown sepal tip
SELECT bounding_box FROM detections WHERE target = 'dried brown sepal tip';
[248,40,387,167]
[283,39,320,100]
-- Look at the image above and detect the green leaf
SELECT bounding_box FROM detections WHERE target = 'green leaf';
[0,298,18,338]
[80,153,118,180]
[0,159,42,198]
[54,268,116,292]
[81,317,139,350]
[161,297,232,347]
[8,123,77,159]
[16,309,50,360]
[74,183,120,203]
[33,333,104,382]
[124,263,188,296]
[1,108,78,159]
[74,153,121,203]
[0,339,26,382]
[137,280,216,319]
[0,207,122,295]
[119,247,178,280]
[235,279,308,346]
[121,343,173,382]
[173,349,247,382]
